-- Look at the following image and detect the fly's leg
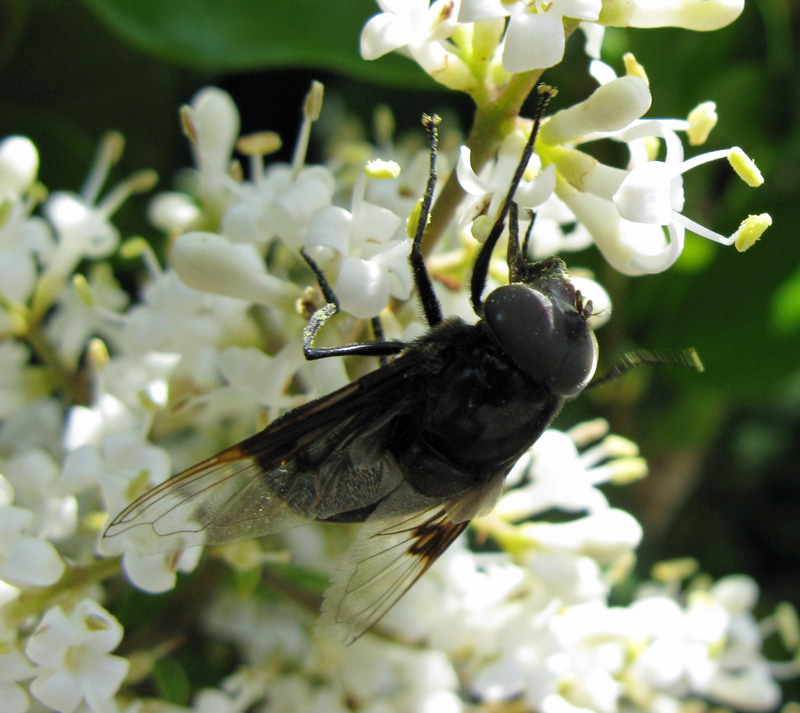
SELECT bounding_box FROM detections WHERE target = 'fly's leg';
[409,114,444,329]
[301,112,446,358]
[470,85,556,315]
[370,316,391,367]
[300,248,407,361]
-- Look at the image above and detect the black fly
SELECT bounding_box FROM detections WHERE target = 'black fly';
[102,87,622,643]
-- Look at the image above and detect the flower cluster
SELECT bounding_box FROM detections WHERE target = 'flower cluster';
[362,0,745,85]
[0,2,789,713]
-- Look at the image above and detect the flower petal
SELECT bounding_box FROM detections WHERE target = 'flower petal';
[360,13,413,60]
[172,232,300,306]
[2,536,64,587]
[306,206,353,254]
[455,147,491,196]
[335,257,390,319]
[503,12,566,72]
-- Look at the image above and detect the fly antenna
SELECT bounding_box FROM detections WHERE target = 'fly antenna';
[587,347,705,391]
[471,85,557,314]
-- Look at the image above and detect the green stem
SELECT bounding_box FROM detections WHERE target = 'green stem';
[4,557,122,628]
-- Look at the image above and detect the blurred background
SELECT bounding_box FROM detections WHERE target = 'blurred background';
[2,0,798,701]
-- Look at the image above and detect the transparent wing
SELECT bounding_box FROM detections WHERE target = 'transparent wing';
[100,443,315,555]
[101,357,423,557]
[316,473,506,644]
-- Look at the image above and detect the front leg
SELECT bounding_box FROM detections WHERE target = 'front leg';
[300,248,407,361]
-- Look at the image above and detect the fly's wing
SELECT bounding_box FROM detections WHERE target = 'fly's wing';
[101,443,316,555]
[316,471,507,645]
[101,354,424,557]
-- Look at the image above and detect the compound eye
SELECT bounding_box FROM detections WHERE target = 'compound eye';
[484,284,597,397]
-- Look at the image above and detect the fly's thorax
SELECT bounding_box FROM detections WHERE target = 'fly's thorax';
[483,266,598,398]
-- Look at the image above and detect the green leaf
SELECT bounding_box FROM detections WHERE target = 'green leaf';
[80,0,435,88]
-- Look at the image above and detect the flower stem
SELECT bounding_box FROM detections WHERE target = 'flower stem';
[4,557,122,628]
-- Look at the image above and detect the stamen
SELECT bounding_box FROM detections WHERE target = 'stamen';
[98,169,158,217]
[292,81,325,178]
[82,131,124,204]
[735,213,772,252]
[687,101,718,145]
[728,146,764,187]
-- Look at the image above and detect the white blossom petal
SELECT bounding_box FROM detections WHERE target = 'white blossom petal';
[122,547,202,593]
[455,146,491,196]
[542,76,652,145]
[458,0,509,22]
[360,12,414,59]
[612,161,674,224]
[0,136,39,197]
[190,87,240,171]
[628,0,744,30]
[335,257,390,318]
[504,12,566,72]
[1,534,65,587]
[172,232,300,306]
[306,206,354,253]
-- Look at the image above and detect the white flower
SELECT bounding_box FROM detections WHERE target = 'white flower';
[120,270,256,388]
[0,397,63,457]
[192,669,271,713]
[540,74,653,145]
[95,351,181,415]
[45,262,130,369]
[305,168,413,318]
[61,431,171,516]
[146,87,239,236]
[0,635,37,713]
[623,576,783,712]
[25,599,129,713]
[182,86,241,216]
[0,504,65,587]
[537,75,767,274]
[1,448,78,541]
[339,637,460,711]
[172,231,302,307]
[361,0,475,91]
[217,343,309,416]
[35,132,156,316]
[494,424,643,521]
[148,191,203,235]
[62,392,143,458]
[121,546,203,594]
[362,0,461,59]
[0,136,39,197]
[222,164,336,248]
[603,123,765,273]
[459,0,602,72]
[456,131,556,240]
[523,508,643,564]
[0,137,54,312]
[204,591,309,665]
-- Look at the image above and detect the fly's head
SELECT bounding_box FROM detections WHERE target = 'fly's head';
[483,256,598,397]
